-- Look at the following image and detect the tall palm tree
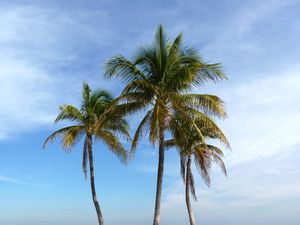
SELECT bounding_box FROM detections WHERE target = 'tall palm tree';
[43,83,130,225]
[166,117,230,225]
[105,25,227,225]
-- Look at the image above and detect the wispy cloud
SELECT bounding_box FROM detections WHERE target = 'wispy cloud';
[0,59,58,139]
[0,4,115,140]
[222,66,300,165]
[160,146,300,225]
[0,175,52,187]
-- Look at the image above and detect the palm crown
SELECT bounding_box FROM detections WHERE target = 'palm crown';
[106,25,227,151]
[165,115,230,225]
[43,83,130,175]
[168,115,230,192]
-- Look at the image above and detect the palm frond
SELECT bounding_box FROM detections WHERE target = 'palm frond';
[149,101,160,144]
[207,145,227,176]
[180,153,187,182]
[96,130,128,164]
[114,100,149,117]
[155,24,168,78]
[103,117,131,143]
[43,126,84,149]
[120,79,157,96]
[164,139,176,150]
[175,94,227,118]
[91,89,113,113]
[54,105,83,123]
[82,82,91,106]
[105,55,146,81]
[193,63,227,85]
[131,110,152,155]
[82,136,88,178]
[188,167,197,201]
[61,126,85,150]
[194,150,211,187]
[180,107,230,148]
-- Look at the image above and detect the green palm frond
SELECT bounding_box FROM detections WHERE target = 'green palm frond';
[91,90,113,113]
[188,166,197,201]
[199,63,227,81]
[164,139,176,150]
[121,79,158,96]
[114,100,149,117]
[131,110,152,155]
[96,130,128,164]
[175,94,227,118]
[194,149,211,187]
[82,136,88,178]
[165,33,183,76]
[170,104,206,144]
[174,105,230,148]
[105,55,146,81]
[82,82,91,106]
[61,126,85,150]
[155,25,168,79]
[43,125,84,149]
[180,153,188,182]
[207,145,227,176]
[168,116,190,148]
[54,105,83,123]
[193,115,230,148]
[191,62,227,86]
[103,117,131,142]
[149,101,160,144]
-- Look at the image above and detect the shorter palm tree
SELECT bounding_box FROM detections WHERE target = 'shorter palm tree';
[166,117,230,225]
[43,83,130,225]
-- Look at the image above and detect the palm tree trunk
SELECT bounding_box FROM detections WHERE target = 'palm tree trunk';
[186,155,196,225]
[87,134,105,225]
[153,126,165,225]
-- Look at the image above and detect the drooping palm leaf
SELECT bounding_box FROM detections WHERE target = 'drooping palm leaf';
[43,125,84,149]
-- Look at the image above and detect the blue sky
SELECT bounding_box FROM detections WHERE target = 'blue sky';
[0,0,300,225]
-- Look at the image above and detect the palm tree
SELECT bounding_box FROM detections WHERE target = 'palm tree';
[43,83,130,225]
[166,117,230,225]
[105,25,227,225]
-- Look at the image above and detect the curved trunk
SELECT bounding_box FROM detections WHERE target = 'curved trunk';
[87,134,105,225]
[186,155,196,225]
[153,126,165,225]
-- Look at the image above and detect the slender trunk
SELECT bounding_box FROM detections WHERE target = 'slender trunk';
[186,155,196,225]
[153,126,165,225]
[87,134,105,225]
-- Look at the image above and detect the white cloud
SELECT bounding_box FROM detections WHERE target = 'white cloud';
[232,0,296,35]
[0,5,115,140]
[223,67,300,165]
[0,175,52,187]
[171,0,300,68]
[0,59,58,139]
[160,147,300,225]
